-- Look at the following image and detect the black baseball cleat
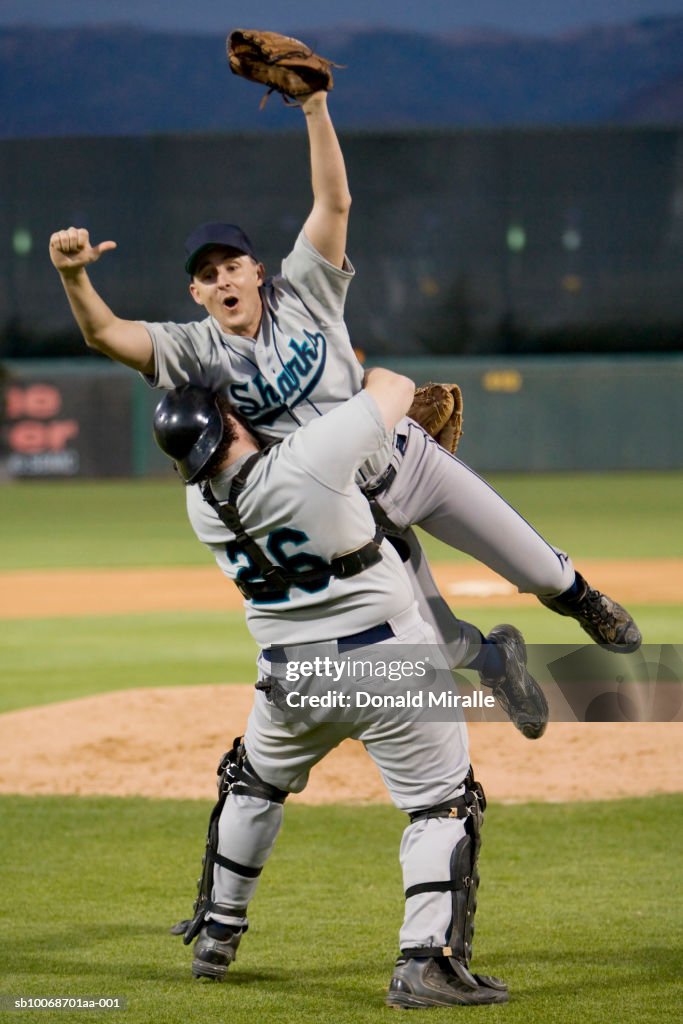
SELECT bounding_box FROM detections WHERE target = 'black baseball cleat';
[480,624,549,740]
[192,921,243,981]
[539,572,642,653]
[386,956,509,1009]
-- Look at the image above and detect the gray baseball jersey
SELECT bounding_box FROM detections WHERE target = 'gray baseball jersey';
[187,390,415,646]
[142,230,391,485]
[144,229,575,667]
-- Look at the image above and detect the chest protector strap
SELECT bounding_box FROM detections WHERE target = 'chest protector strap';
[200,451,384,600]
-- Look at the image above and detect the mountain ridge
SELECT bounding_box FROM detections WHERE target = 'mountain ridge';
[2,16,682,138]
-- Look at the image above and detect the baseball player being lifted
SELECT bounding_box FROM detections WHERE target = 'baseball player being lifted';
[153,367,520,1006]
[48,87,641,734]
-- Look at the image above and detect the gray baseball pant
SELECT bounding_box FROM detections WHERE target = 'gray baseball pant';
[372,420,576,668]
[208,605,474,953]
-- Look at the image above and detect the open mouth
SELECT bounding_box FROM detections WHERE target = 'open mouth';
[223,296,238,310]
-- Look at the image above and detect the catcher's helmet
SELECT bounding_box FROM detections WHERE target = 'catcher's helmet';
[153,385,223,484]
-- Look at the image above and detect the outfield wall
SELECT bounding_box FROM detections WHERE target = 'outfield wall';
[1,356,680,478]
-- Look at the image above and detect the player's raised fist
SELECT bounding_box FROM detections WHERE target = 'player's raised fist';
[49,227,117,274]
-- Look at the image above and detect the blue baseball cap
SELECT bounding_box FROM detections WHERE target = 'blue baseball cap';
[184,222,257,276]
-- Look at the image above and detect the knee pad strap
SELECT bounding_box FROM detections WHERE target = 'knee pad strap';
[408,767,486,825]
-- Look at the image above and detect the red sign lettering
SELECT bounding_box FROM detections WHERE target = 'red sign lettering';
[9,420,79,453]
[6,384,62,419]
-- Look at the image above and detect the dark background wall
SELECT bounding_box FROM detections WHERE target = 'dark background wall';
[1,127,682,360]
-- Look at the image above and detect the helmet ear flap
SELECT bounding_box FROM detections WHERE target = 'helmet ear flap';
[153,385,224,483]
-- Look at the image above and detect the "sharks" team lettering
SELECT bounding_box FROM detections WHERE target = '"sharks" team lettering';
[228,331,327,425]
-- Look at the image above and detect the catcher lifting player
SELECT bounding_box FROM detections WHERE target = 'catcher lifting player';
[48,29,641,749]
[154,372,511,1006]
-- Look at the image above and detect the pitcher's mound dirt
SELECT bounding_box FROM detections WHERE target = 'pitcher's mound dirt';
[0,685,679,804]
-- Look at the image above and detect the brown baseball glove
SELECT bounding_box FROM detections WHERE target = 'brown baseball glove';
[227,29,338,107]
[408,383,464,454]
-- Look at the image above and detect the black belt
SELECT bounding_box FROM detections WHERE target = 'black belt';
[362,433,407,499]
[263,621,395,662]
[339,622,394,650]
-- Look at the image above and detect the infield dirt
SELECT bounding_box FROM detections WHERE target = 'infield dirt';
[0,683,680,804]
[1,557,681,618]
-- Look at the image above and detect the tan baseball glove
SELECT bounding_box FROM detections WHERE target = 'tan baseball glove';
[227,29,338,107]
[408,383,464,454]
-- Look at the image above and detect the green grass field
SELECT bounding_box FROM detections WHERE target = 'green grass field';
[1,472,681,713]
[0,795,681,1024]
[0,798,679,1024]
[0,602,677,714]
[1,472,681,1022]
[2,471,682,570]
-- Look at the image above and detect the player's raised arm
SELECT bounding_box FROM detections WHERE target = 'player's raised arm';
[49,227,155,375]
[363,367,415,431]
[300,91,351,269]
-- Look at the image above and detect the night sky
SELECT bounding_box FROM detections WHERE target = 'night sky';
[2,0,683,35]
